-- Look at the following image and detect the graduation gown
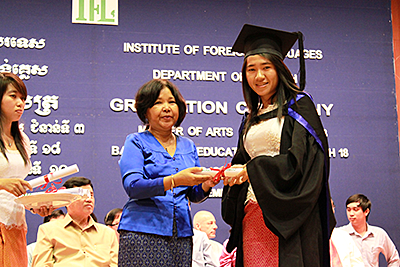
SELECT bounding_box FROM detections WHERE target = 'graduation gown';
[222,93,336,267]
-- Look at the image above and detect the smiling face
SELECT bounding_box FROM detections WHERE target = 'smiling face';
[1,84,26,124]
[146,87,179,133]
[346,201,369,229]
[245,54,279,106]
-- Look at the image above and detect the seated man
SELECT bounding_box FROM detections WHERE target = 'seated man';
[339,194,399,267]
[193,228,219,267]
[193,210,224,266]
[27,209,65,267]
[32,177,118,266]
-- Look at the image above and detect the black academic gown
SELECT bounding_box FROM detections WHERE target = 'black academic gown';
[222,94,336,267]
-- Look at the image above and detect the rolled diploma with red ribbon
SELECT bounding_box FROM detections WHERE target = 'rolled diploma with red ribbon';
[28,164,79,189]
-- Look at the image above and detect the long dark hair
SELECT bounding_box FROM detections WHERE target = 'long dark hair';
[241,53,299,136]
[0,72,29,165]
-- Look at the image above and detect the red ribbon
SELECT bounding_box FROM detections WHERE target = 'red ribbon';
[36,172,64,193]
[211,163,231,183]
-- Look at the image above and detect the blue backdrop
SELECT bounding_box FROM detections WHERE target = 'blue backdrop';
[1,0,399,252]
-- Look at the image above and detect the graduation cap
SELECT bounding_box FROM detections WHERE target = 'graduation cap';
[232,24,306,90]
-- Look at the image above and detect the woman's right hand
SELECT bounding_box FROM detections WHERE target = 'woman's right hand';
[223,165,249,186]
[173,167,213,187]
[0,178,32,197]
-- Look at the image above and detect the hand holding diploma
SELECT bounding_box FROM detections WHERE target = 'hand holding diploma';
[199,164,247,185]
[0,178,32,197]
[30,205,55,217]
[19,164,80,216]
[223,164,248,186]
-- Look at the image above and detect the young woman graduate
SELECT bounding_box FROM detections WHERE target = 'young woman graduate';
[221,24,336,267]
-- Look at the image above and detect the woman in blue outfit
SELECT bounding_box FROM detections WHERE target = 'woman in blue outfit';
[118,79,216,267]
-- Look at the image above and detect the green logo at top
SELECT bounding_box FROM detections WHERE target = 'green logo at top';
[72,0,118,26]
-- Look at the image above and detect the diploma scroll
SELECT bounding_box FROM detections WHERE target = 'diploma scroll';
[200,164,243,183]
[28,164,80,189]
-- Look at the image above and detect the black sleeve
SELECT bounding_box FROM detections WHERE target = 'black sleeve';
[221,129,249,226]
[221,126,250,254]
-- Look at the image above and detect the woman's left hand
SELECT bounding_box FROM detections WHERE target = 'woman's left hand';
[203,178,219,188]
[28,205,55,217]
[202,177,220,192]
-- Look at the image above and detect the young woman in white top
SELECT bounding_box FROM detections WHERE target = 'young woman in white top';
[0,72,52,266]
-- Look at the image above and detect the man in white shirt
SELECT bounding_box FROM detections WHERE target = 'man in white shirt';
[330,199,364,267]
[339,194,399,267]
[192,229,219,267]
[331,228,364,267]
[193,210,223,266]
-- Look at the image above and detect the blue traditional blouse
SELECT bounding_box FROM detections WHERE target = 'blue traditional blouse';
[118,130,209,237]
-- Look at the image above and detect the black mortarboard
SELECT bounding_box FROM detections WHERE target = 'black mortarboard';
[232,24,306,90]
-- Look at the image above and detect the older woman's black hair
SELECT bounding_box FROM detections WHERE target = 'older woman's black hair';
[104,208,123,226]
[0,72,29,165]
[346,193,371,221]
[135,79,186,129]
[241,53,299,136]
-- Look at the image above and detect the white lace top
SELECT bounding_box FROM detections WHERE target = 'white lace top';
[243,104,284,204]
[0,132,31,229]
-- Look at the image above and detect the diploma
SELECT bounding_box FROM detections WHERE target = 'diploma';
[28,164,80,189]
[51,187,91,197]
[223,167,243,177]
[15,187,91,209]
[20,187,90,197]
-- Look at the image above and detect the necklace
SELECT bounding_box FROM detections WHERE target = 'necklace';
[3,135,13,147]
[149,130,176,152]
[159,135,175,151]
[162,135,175,152]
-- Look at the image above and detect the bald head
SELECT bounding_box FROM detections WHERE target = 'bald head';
[193,210,218,239]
